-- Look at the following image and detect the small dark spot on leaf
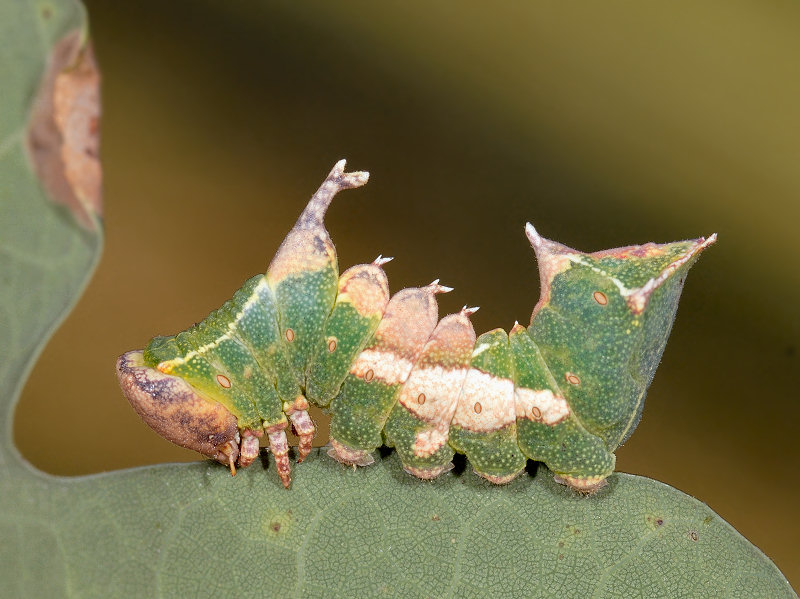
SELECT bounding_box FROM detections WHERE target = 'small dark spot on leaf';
[558,553,564,560]
[270,522,281,533]
[656,518,664,526]
[703,516,712,526]
[432,514,440,522]
[689,530,699,542]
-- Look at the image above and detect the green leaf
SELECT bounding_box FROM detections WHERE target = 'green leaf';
[0,2,795,598]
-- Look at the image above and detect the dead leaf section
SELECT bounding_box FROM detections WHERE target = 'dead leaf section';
[26,30,102,231]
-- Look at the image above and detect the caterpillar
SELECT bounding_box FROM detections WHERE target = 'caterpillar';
[116,160,715,493]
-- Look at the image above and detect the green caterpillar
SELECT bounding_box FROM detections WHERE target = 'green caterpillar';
[116,160,715,492]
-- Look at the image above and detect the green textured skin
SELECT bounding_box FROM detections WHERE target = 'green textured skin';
[529,241,702,451]
[143,335,261,429]
[306,290,381,406]
[271,268,338,387]
[230,276,301,406]
[450,426,525,480]
[330,379,401,452]
[448,329,527,481]
[510,326,615,482]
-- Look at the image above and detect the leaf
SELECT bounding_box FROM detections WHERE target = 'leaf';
[0,2,795,598]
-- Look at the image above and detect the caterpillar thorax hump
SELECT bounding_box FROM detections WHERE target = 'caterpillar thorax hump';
[116,160,715,492]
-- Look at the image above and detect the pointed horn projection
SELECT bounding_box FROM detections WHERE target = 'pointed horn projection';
[373,255,394,266]
[428,279,454,294]
[297,159,369,229]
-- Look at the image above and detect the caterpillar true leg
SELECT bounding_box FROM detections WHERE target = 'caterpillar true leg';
[238,429,263,469]
[266,424,291,488]
[285,396,315,462]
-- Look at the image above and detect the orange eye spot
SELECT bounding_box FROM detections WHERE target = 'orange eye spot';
[474,402,482,414]
[285,328,295,342]
[593,291,608,305]
[565,372,581,385]
[531,406,542,420]
[417,393,426,405]
[216,374,231,388]
[328,338,337,352]
[365,369,374,382]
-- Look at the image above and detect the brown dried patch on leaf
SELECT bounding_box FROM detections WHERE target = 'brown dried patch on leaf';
[26,30,102,231]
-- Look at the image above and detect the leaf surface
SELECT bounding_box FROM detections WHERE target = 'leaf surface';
[0,2,795,598]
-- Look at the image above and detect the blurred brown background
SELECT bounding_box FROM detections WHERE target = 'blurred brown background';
[14,0,799,586]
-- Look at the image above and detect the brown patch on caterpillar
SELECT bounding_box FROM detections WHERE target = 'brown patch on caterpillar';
[216,374,231,388]
[26,30,102,231]
[514,387,570,425]
[403,462,454,480]
[285,328,295,342]
[267,228,337,284]
[337,263,390,318]
[327,338,338,352]
[451,370,515,432]
[479,469,524,485]
[553,473,609,495]
[565,372,581,386]
[348,284,450,386]
[589,242,667,261]
[327,438,376,467]
[624,235,717,314]
[370,284,450,362]
[115,351,240,468]
[267,160,368,285]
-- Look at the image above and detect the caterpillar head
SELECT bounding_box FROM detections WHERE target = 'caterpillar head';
[116,350,241,473]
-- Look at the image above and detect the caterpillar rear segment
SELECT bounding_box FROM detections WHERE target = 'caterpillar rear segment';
[117,160,716,493]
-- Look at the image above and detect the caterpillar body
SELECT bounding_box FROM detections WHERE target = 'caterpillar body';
[116,160,715,492]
